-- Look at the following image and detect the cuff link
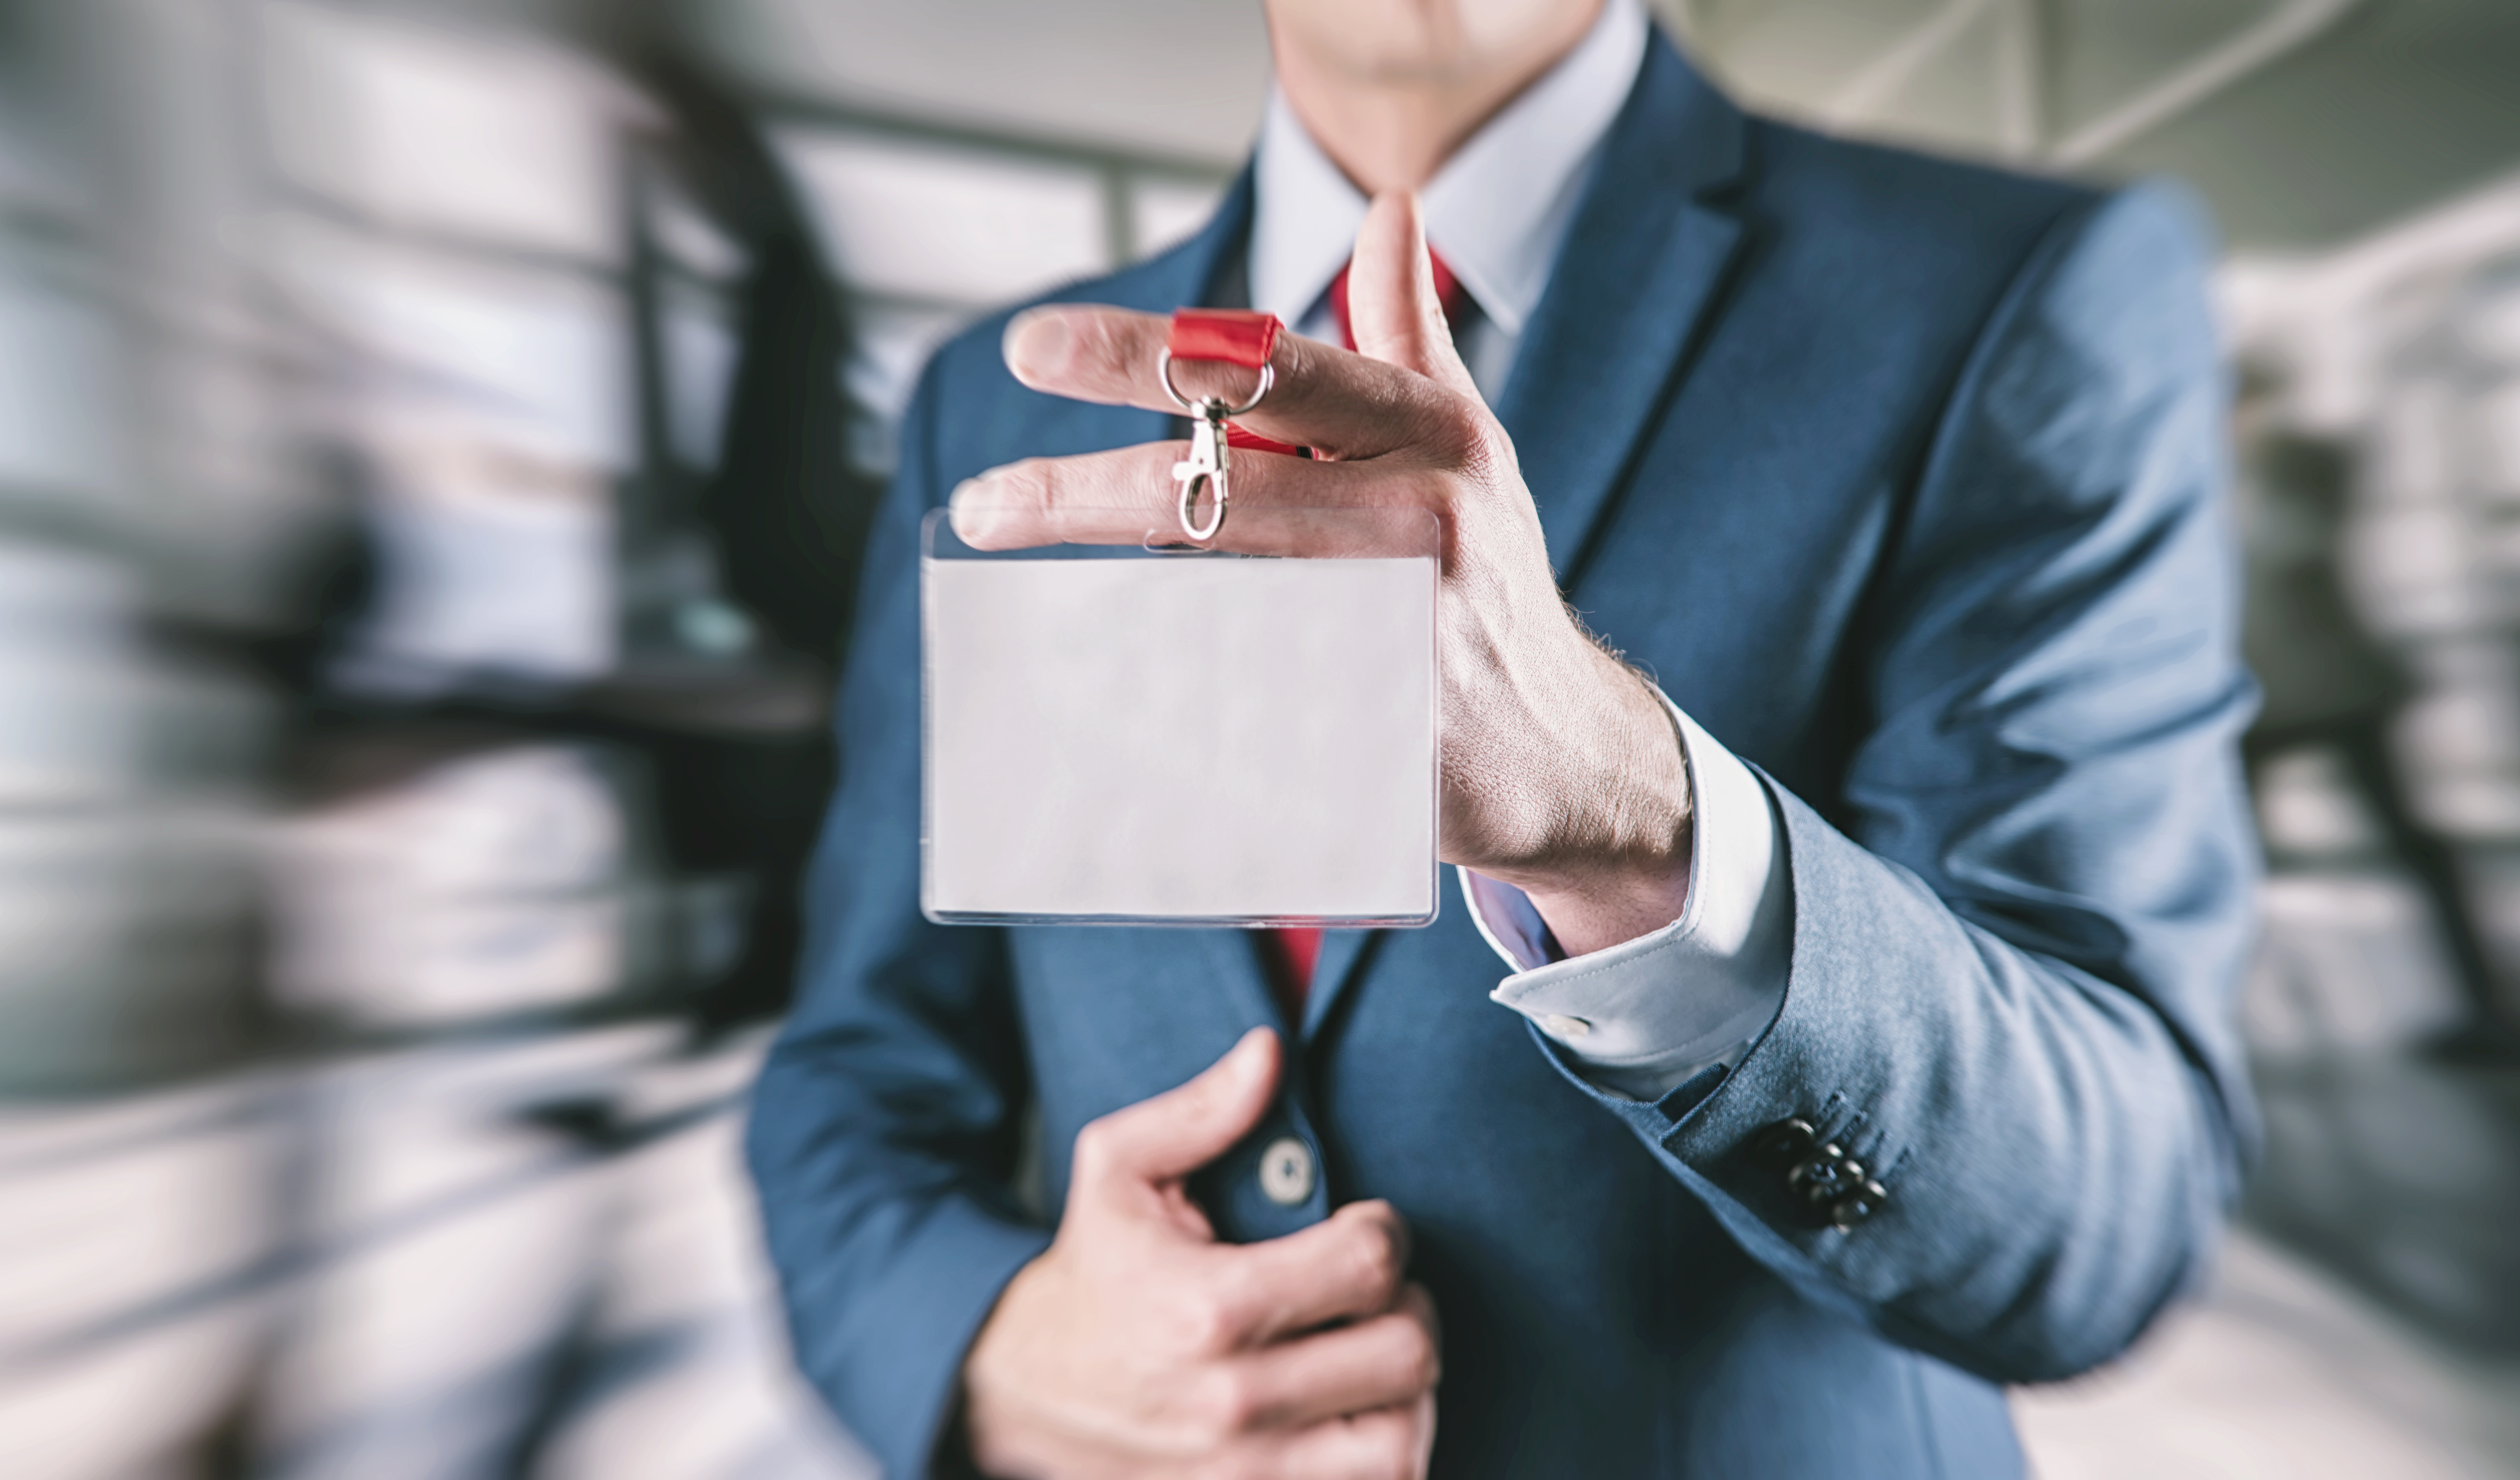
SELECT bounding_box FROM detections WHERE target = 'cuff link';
[1756,1117,1890,1232]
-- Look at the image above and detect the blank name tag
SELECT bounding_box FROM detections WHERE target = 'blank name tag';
[921,509,1438,926]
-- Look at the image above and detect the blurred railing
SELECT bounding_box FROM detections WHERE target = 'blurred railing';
[0,3,1223,1475]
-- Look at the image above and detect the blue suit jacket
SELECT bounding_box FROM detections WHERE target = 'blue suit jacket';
[749,34,2258,1479]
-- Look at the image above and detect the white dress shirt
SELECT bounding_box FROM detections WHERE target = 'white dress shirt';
[1248,0,1789,1101]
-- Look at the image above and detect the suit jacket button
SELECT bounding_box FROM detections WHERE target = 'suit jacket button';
[1258,1137,1316,1206]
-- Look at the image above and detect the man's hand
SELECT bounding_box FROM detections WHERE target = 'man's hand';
[962,1028,1439,1479]
[952,191,1691,956]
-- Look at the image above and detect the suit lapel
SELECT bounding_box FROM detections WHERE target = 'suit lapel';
[1300,928,1382,1039]
[1205,930,1297,1034]
[1495,34,1751,588]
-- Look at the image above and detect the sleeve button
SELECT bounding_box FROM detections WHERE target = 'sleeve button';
[1830,1179,1890,1231]
[1754,1118,1818,1168]
[1788,1146,1851,1204]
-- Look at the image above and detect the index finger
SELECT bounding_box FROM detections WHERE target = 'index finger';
[945,442,1436,556]
[1003,304,1459,462]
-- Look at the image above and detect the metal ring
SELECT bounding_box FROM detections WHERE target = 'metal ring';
[1179,469,1226,542]
[1156,348,1273,417]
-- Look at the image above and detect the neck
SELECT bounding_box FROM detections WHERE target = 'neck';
[1269,2,1604,194]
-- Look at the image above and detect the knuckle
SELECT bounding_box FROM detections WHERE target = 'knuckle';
[1398,391,1469,454]
[1401,1323,1441,1390]
[1173,1283,1239,1354]
[1354,1411,1417,1479]
[1193,1364,1260,1438]
[1404,1285,1443,1352]
[1345,1217,1404,1298]
[1019,456,1067,514]
[1382,466,1442,514]
[1380,1438,1419,1480]
[1456,418,1513,479]
[1209,1258,1266,1331]
[1069,1116,1119,1181]
[1077,314,1136,382]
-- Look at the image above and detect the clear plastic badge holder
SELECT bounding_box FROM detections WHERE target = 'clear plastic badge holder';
[922,505,1440,927]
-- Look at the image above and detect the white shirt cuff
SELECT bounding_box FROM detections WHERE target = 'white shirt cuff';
[1463,697,1791,1102]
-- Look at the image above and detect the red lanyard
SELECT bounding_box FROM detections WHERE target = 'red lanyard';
[1165,310,1306,465]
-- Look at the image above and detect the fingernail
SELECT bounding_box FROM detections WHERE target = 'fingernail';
[948,473,1006,544]
[1003,308,1071,384]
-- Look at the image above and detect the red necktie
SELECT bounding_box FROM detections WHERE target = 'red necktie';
[1325,249,1469,355]
[1262,249,1473,1014]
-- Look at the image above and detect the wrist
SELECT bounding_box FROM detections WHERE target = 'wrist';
[1509,822,1693,957]
[1483,652,1693,956]
[958,1253,1052,1475]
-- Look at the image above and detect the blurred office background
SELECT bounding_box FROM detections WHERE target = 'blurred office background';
[0,0,2517,1476]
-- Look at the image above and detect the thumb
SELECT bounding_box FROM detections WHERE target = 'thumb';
[1345,190,1479,399]
[1072,1026,1281,1193]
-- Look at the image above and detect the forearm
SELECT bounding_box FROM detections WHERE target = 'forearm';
[1469,639,1695,958]
[1551,780,2251,1381]
[1534,180,2257,1379]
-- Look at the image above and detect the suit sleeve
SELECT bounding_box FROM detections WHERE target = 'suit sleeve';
[1540,182,2262,1383]
[745,358,1051,1478]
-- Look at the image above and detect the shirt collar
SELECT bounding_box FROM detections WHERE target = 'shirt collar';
[1249,0,1649,340]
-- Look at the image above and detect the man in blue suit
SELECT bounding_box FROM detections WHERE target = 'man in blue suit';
[748,0,2259,1474]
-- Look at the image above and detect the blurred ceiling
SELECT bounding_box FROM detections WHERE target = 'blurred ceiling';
[1680,0,2520,251]
[676,0,1271,169]
[677,0,2520,251]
